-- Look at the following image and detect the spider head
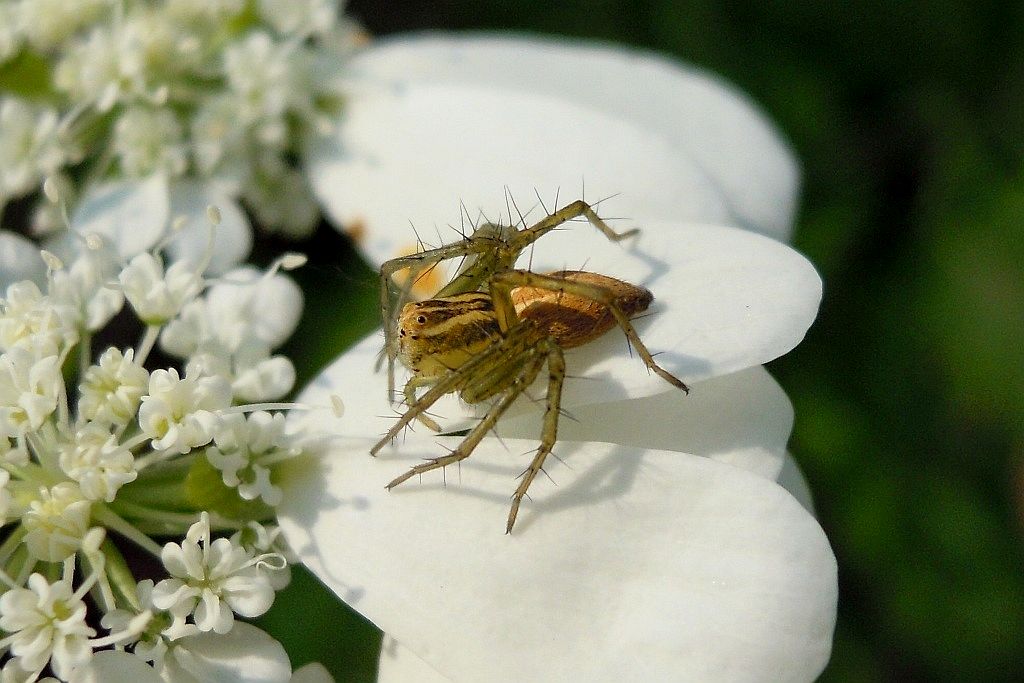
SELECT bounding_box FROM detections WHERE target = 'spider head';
[396,292,502,379]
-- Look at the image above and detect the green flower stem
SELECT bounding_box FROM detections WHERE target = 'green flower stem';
[78,330,92,380]
[107,499,204,528]
[0,525,27,567]
[116,478,193,511]
[93,505,163,558]
[101,537,140,612]
[135,324,161,367]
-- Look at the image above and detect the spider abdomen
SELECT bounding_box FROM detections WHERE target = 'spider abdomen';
[512,270,653,348]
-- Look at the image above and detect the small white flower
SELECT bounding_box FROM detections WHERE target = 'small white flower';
[258,0,339,38]
[78,347,149,427]
[54,24,146,112]
[59,422,138,502]
[0,574,95,680]
[165,0,246,24]
[0,280,79,354]
[206,412,298,506]
[22,482,93,562]
[151,513,277,633]
[16,0,107,52]
[0,346,63,436]
[161,266,302,400]
[231,522,295,590]
[138,368,232,454]
[243,156,319,238]
[190,94,250,182]
[47,239,125,332]
[113,106,189,179]
[223,32,311,133]
[229,352,296,402]
[0,4,23,63]
[0,98,68,205]
[119,252,203,324]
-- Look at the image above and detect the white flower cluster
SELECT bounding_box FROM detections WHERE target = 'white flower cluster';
[0,212,319,682]
[0,0,361,239]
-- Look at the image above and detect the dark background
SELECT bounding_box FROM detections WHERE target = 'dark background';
[257,1,1024,681]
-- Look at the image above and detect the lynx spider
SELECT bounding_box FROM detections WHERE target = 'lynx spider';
[372,198,688,533]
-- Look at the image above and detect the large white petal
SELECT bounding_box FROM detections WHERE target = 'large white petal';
[497,365,793,480]
[279,435,837,682]
[72,175,169,259]
[161,622,292,683]
[377,636,450,683]
[340,33,799,240]
[777,452,816,515]
[307,81,731,268]
[165,181,253,276]
[290,662,335,683]
[295,221,820,431]
[70,651,162,683]
[0,230,45,289]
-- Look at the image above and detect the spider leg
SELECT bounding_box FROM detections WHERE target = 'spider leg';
[491,270,689,394]
[403,376,442,432]
[507,339,565,534]
[512,199,638,253]
[384,342,548,491]
[371,323,536,456]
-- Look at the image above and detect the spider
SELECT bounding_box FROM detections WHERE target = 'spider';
[371,199,688,533]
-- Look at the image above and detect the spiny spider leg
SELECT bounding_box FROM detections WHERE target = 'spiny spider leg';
[402,375,443,432]
[384,343,547,492]
[511,199,639,252]
[370,326,536,456]
[507,340,565,533]
[490,270,690,394]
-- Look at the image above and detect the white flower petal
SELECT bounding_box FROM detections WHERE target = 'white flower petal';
[0,231,45,289]
[70,651,162,683]
[294,222,820,438]
[497,365,793,480]
[343,33,799,240]
[165,181,253,276]
[289,662,334,683]
[72,175,170,259]
[164,622,291,683]
[307,82,731,267]
[206,269,303,348]
[279,435,837,683]
[777,452,816,515]
[377,636,449,683]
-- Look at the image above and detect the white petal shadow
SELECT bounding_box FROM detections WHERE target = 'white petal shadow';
[278,435,837,683]
[70,651,163,683]
[307,81,731,268]
[341,33,799,240]
[377,635,450,683]
[165,181,253,276]
[496,365,793,480]
[163,622,291,683]
[0,230,45,289]
[72,175,169,259]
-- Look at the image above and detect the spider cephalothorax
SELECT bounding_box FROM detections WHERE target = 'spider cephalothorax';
[373,199,687,532]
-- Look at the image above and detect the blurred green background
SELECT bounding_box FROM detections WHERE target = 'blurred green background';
[261,1,1024,681]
